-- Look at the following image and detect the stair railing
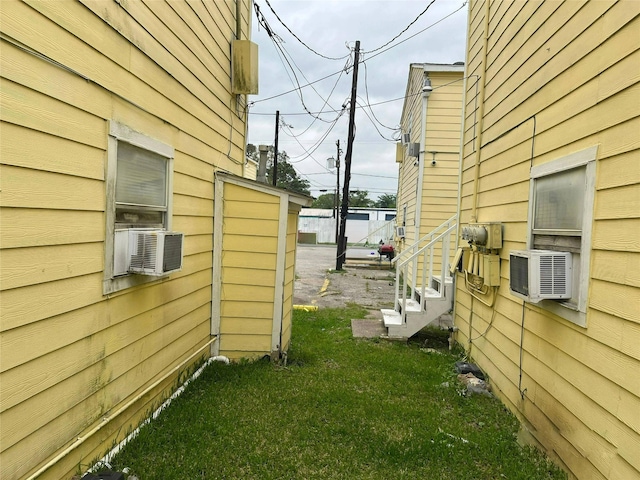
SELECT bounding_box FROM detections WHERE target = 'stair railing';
[392,216,457,317]
[392,215,457,266]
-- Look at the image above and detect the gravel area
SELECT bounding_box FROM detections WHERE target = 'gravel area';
[293,244,397,311]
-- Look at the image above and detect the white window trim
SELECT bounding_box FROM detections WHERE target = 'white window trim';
[526,145,597,327]
[103,121,175,295]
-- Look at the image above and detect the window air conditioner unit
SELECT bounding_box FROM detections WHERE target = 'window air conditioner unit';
[128,230,184,276]
[509,250,572,303]
[396,226,406,239]
[407,143,420,158]
[402,132,411,145]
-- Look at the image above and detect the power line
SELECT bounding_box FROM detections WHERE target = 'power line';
[303,172,397,179]
[362,0,438,54]
[250,2,466,107]
[356,98,397,142]
[361,61,400,132]
[267,27,338,123]
[249,74,469,116]
[275,58,349,136]
[281,111,346,167]
[260,0,351,61]
[364,2,467,62]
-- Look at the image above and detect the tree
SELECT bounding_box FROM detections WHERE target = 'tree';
[311,193,336,209]
[246,144,311,196]
[348,190,373,208]
[374,193,396,208]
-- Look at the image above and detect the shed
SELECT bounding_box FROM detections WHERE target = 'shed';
[212,172,312,360]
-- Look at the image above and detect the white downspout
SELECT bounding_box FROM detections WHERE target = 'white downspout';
[412,76,432,295]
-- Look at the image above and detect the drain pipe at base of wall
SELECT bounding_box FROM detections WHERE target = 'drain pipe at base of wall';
[26,337,225,480]
[87,350,231,476]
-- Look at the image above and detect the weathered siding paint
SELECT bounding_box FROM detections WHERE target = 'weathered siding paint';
[213,175,311,361]
[396,64,464,285]
[219,183,279,359]
[281,208,301,352]
[455,1,640,479]
[0,1,253,479]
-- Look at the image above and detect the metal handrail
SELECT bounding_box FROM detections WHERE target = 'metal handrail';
[394,221,457,319]
[391,214,457,265]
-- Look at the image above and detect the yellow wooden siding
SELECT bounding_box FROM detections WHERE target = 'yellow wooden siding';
[218,184,279,359]
[455,2,640,478]
[281,210,299,351]
[1,0,252,477]
[244,160,258,180]
[415,71,463,281]
[396,65,425,276]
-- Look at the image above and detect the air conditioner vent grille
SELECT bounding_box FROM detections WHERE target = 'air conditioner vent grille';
[539,254,569,295]
[131,233,158,271]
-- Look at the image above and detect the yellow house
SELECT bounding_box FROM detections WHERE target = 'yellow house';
[396,63,464,268]
[454,1,640,479]
[0,1,309,479]
[383,63,464,338]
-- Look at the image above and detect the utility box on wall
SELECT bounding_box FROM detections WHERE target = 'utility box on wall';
[232,40,259,94]
[396,142,404,163]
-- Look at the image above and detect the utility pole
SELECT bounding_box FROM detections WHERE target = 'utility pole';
[336,41,360,270]
[335,139,341,244]
[273,110,280,187]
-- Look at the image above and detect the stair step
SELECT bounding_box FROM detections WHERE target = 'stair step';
[398,298,421,312]
[381,308,402,326]
[420,287,442,298]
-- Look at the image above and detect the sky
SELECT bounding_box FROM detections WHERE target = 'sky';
[246,0,469,202]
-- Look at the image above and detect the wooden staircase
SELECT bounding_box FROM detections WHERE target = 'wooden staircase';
[382,216,457,340]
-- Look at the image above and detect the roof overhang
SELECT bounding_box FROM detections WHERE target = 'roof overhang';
[215,171,313,207]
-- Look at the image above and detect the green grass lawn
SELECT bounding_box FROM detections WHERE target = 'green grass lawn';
[110,305,565,479]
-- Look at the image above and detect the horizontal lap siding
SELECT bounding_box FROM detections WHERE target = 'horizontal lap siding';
[417,72,463,280]
[0,0,247,478]
[281,210,300,351]
[455,1,640,478]
[219,184,279,359]
[396,66,424,257]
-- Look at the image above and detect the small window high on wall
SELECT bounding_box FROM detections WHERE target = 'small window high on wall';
[527,146,597,326]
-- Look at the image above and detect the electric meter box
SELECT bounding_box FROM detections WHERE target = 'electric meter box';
[462,223,503,249]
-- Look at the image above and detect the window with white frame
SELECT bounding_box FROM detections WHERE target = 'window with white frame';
[103,121,175,294]
[527,145,597,326]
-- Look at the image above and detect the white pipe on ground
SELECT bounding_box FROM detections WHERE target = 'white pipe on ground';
[27,337,220,480]
[86,350,230,475]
